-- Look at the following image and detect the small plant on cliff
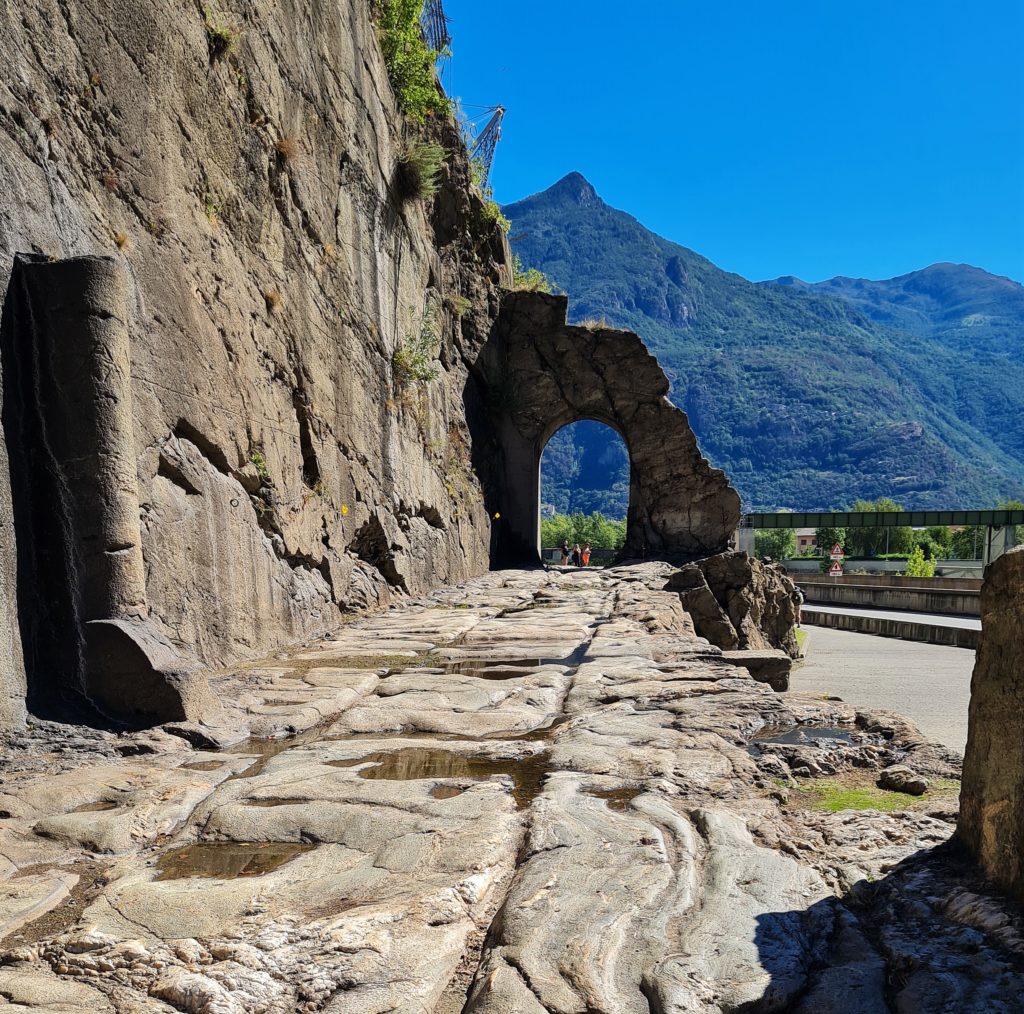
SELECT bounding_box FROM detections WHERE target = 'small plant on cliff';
[203,6,239,60]
[275,135,301,164]
[203,191,222,225]
[393,305,441,387]
[482,196,510,233]
[395,139,446,201]
[512,255,553,294]
[249,449,271,483]
[374,0,451,123]
[469,156,510,233]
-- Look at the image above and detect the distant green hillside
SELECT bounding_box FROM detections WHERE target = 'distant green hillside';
[509,173,1024,511]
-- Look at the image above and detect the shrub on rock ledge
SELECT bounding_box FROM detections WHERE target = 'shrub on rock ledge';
[374,0,451,123]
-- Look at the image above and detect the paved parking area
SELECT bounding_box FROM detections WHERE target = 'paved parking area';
[791,625,975,754]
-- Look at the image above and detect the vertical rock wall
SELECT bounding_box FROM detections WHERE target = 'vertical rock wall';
[0,0,510,724]
[959,546,1024,902]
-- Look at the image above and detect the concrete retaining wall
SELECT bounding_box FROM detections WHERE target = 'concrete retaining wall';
[784,558,984,578]
[802,607,979,649]
[801,574,981,591]
[800,581,980,617]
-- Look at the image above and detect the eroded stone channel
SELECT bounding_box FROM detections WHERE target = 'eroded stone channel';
[0,565,1020,1013]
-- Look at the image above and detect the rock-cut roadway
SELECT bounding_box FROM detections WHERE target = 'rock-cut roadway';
[0,563,1018,1013]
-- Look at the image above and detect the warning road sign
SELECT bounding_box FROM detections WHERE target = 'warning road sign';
[830,543,844,559]
[828,560,843,577]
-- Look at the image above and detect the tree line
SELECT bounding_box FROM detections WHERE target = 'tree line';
[754,497,1024,567]
[541,512,626,550]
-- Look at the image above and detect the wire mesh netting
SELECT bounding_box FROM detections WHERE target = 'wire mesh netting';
[421,0,451,52]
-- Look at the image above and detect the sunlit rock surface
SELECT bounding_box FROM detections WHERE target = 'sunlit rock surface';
[0,565,1020,1012]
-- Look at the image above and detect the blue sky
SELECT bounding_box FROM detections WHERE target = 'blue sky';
[442,0,1023,283]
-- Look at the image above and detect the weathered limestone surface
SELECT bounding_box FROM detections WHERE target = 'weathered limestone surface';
[476,292,740,565]
[0,0,508,724]
[960,546,1024,903]
[0,566,1017,1013]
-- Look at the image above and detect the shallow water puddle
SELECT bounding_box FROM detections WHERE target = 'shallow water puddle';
[180,760,227,772]
[584,786,643,812]
[154,842,314,880]
[444,658,543,677]
[750,725,858,750]
[329,748,553,809]
[440,641,591,677]
[429,785,466,800]
[244,797,314,807]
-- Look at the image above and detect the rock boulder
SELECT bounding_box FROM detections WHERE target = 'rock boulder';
[666,552,800,658]
[959,546,1024,902]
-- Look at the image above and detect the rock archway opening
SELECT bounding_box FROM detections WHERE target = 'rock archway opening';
[539,420,630,565]
[476,292,740,570]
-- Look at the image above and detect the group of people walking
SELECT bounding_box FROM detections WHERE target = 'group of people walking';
[559,540,592,567]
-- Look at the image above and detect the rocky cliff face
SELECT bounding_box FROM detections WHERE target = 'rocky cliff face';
[0,0,509,725]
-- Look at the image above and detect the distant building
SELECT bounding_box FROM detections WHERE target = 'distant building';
[540,503,557,518]
[795,528,817,554]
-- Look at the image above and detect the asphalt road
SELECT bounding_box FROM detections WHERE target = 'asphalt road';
[791,625,974,754]
[805,603,981,630]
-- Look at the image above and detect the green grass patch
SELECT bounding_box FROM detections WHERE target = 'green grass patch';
[795,628,808,654]
[790,774,960,814]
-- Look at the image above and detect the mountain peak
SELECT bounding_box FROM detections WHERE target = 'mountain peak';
[533,172,601,208]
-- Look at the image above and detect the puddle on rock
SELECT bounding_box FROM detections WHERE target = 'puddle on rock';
[154,842,315,880]
[585,786,643,812]
[441,642,591,677]
[70,801,119,813]
[180,760,226,772]
[330,748,552,809]
[244,797,314,807]
[430,785,466,800]
[749,725,858,754]
[226,726,326,758]
[445,659,543,679]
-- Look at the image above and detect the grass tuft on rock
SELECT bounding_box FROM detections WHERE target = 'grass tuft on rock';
[203,6,239,60]
[395,140,446,201]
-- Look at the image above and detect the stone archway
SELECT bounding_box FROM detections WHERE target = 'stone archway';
[476,291,740,566]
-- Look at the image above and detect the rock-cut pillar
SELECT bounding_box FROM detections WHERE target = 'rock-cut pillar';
[17,255,148,620]
[1,254,216,727]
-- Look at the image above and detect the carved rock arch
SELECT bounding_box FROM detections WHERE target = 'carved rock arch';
[478,292,739,565]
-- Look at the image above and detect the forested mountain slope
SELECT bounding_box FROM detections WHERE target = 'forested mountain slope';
[510,174,1024,511]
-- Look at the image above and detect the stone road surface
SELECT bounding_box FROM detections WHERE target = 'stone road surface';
[793,626,975,754]
[0,564,1021,1013]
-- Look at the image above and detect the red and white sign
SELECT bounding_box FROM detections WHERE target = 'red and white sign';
[828,560,844,577]
[830,543,844,559]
